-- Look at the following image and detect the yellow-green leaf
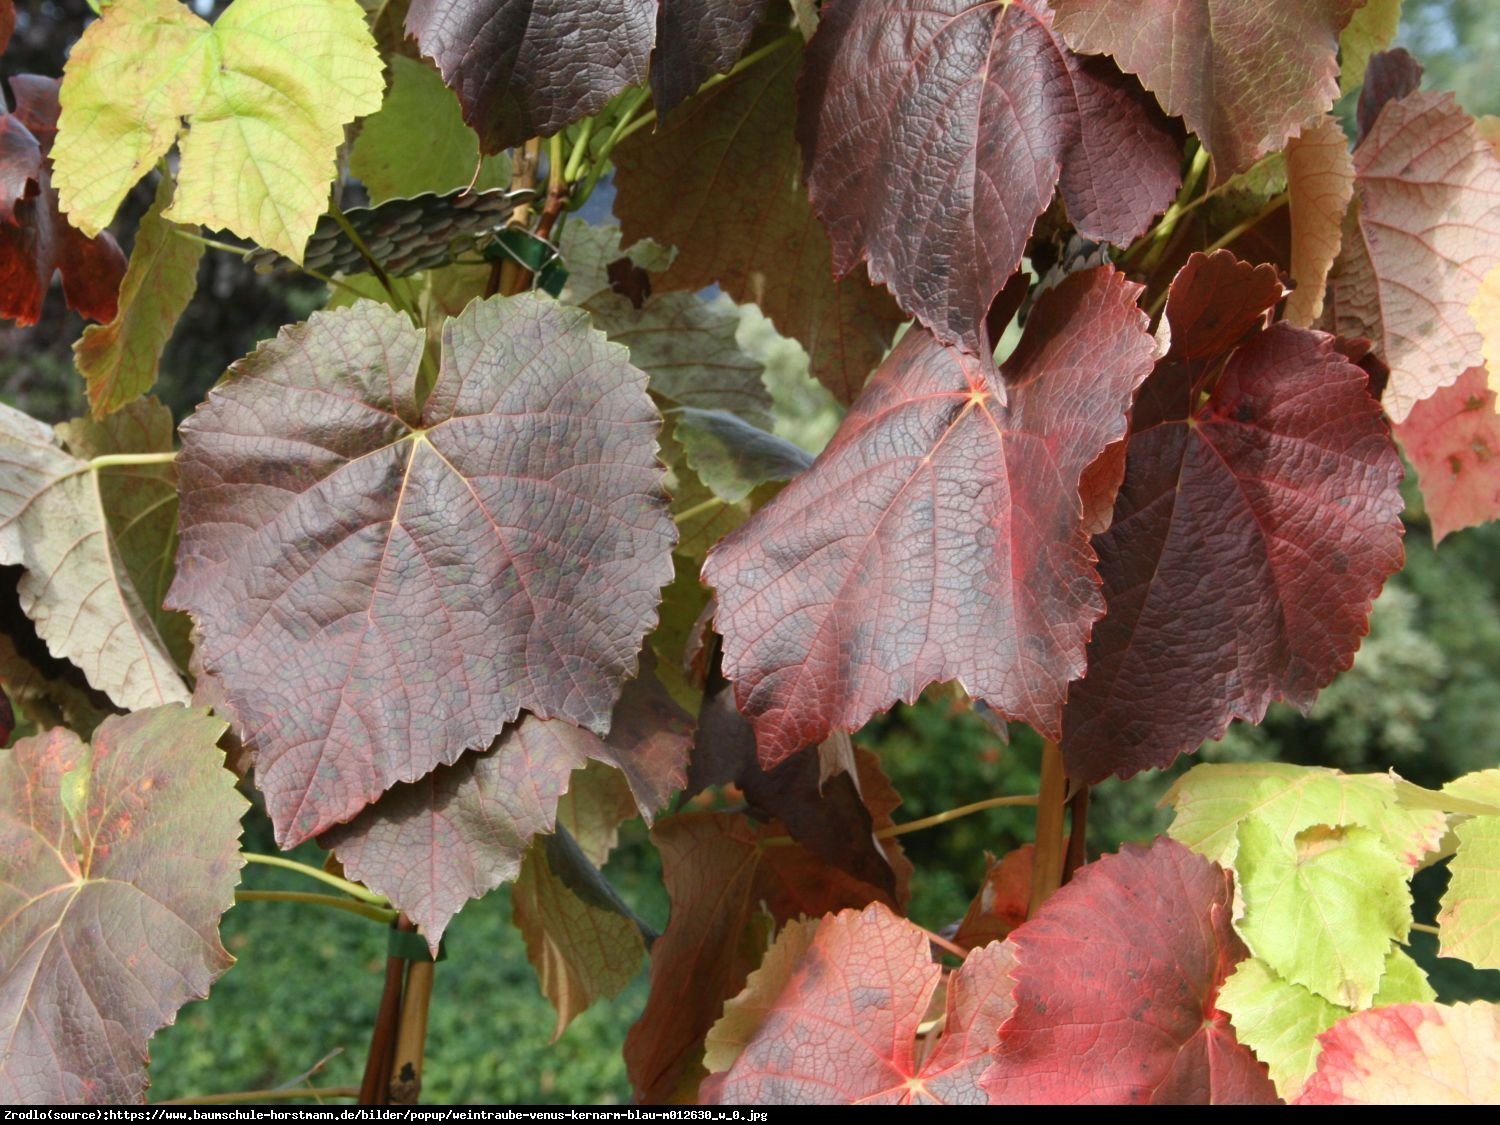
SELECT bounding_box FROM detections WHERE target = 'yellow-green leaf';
[55,0,383,261]
[73,174,203,418]
[349,54,510,203]
[1339,0,1402,96]
[1438,814,1500,970]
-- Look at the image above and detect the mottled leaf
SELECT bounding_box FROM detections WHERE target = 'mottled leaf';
[624,810,901,1103]
[55,0,384,260]
[1295,1002,1500,1104]
[74,173,202,418]
[799,0,1179,353]
[614,36,904,404]
[169,295,676,845]
[1061,252,1405,785]
[1329,90,1500,422]
[983,838,1279,1105]
[0,707,245,1103]
[323,668,692,950]
[1052,0,1358,176]
[704,904,1016,1104]
[513,829,647,1040]
[0,400,188,711]
[349,54,512,203]
[0,74,125,326]
[1395,367,1500,542]
[1438,814,1500,970]
[1235,820,1410,1008]
[706,267,1155,766]
[1284,114,1354,327]
[1162,761,1448,871]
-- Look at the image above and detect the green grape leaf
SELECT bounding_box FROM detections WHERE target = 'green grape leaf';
[1235,820,1411,1008]
[1163,762,1448,870]
[54,0,384,261]
[0,707,245,1103]
[1438,814,1500,970]
[0,400,188,712]
[73,173,202,419]
[350,54,512,203]
[1339,0,1401,96]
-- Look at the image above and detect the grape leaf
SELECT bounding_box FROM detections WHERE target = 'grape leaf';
[1295,1002,1500,1104]
[1328,90,1500,422]
[1355,48,1424,144]
[1395,367,1500,543]
[558,223,771,425]
[512,829,647,1040]
[1235,820,1411,1008]
[1162,761,1448,871]
[613,36,905,405]
[674,409,811,504]
[954,844,1034,951]
[1051,0,1358,177]
[0,400,189,712]
[73,173,202,419]
[706,267,1155,766]
[0,1,11,54]
[652,0,769,115]
[0,707,245,1103]
[1221,949,1435,1098]
[0,567,114,741]
[1437,814,1500,970]
[703,903,1017,1104]
[349,54,512,203]
[798,0,1180,354]
[1284,114,1354,328]
[0,74,125,326]
[323,667,692,950]
[1474,265,1500,389]
[983,838,1279,1105]
[624,810,903,1103]
[1339,0,1401,96]
[1061,252,1405,785]
[700,915,819,1083]
[54,0,384,261]
[168,295,677,846]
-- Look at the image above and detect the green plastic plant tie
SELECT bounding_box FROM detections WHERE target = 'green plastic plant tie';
[388,928,447,962]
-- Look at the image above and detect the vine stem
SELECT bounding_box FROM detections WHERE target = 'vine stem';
[673,495,727,524]
[360,914,416,1105]
[389,958,435,1104]
[242,851,389,906]
[87,451,177,470]
[876,794,1040,839]
[1134,144,1211,273]
[1027,738,1069,916]
[170,228,366,301]
[1201,192,1288,257]
[1410,922,1441,936]
[491,137,542,298]
[155,1087,359,1106]
[234,890,397,924]
[327,205,416,323]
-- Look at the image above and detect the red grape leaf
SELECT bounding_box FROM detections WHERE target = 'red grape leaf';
[1052,0,1358,177]
[0,75,124,326]
[652,0,769,115]
[0,2,12,55]
[983,838,1280,1105]
[1395,367,1500,542]
[705,267,1156,766]
[0,706,246,1104]
[168,295,677,846]
[1356,48,1424,144]
[1295,1001,1500,1104]
[613,36,904,405]
[954,844,1034,951]
[703,903,1017,1104]
[322,667,692,951]
[1060,252,1404,786]
[798,0,1179,354]
[406,0,769,152]
[624,810,902,1103]
[1284,114,1354,328]
[1328,90,1500,422]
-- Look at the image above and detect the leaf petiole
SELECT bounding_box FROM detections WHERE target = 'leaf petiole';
[242,851,390,905]
[234,889,397,924]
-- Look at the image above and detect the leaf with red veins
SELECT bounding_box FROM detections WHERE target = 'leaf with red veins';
[703,903,1017,1105]
[1284,114,1355,328]
[0,707,246,1104]
[625,810,904,1103]
[1052,0,1358,177]
[1295,1001,1500,1104]
[1060,252,1405,786]
[652,0,770,115]
[797,0,1179,354]
[168,294,677,846]
[705,267,1156,767]
[983,838,1280,1105]
[1328,91,1500,423]
[613,36,904,405]
[322,667,692,951]
[0,75,124,326]
[1395,367,1500,542]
